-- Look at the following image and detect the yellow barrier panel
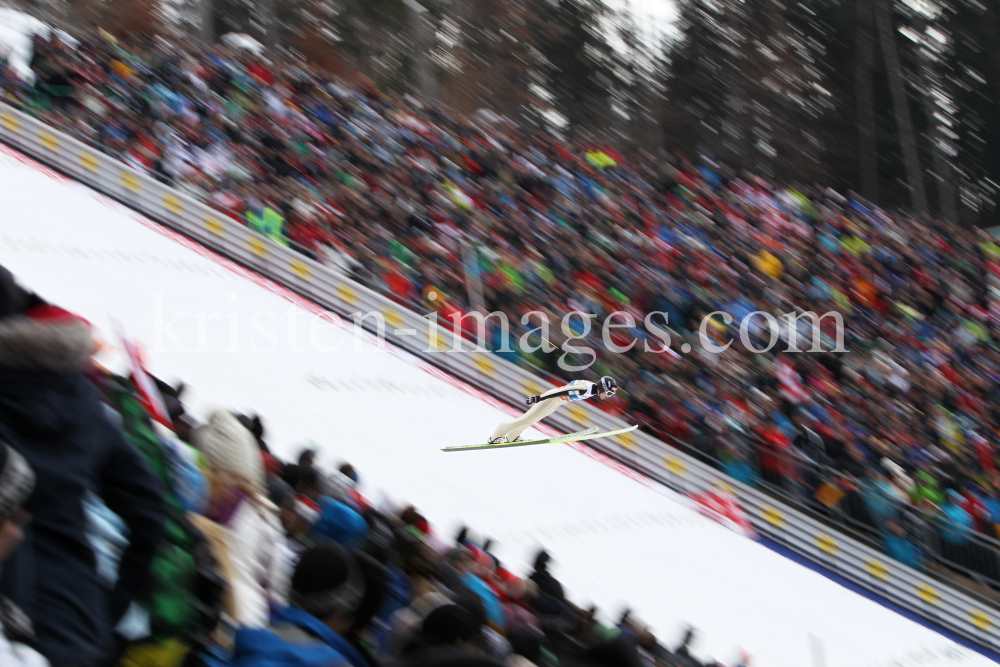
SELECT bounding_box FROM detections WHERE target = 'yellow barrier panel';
[383,307,404,330]
[120,172,141,193]
[864,558,890,582]
[1,111,20,132]
[247,237,269,259]
[916,582,940,606]
[423,328,449,351]
[761,506,786,529]
[522,380,544,398]
[567,404,588,425]
[38,130,60,152]
[78,152,100,173]
[814,533,839,556]
[162,193,184,215]
[336,284,360,307]
[290,259,312,281]
[619,431,638,451]
[968,609,993,632]
[473,354,496,377]
[204,216,226,237]
[663,455,687,477]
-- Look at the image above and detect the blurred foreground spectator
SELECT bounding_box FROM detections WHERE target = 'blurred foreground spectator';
[0,267,166,667]
[0,442,47,667]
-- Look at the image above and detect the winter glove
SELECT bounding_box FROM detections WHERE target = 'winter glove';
[526,395,539,405]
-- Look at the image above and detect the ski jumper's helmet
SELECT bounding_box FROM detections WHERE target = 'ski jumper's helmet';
[600,376,618,397]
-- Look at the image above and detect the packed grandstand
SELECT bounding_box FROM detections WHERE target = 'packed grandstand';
[2,22,1000,667]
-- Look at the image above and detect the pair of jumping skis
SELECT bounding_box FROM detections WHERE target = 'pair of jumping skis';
[442,424,638,452]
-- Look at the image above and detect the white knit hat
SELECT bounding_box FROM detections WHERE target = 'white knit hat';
[195,410,265,493]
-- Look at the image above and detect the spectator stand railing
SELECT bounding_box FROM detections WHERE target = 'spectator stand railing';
[2,101,1000,655]
[648,420,1000,594]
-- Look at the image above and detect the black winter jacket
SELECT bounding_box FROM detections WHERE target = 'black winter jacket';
[0,316,165,667]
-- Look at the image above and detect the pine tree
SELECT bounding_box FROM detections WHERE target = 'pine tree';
[875,0,928,214]
[855,0,878,202]
[663,0,733,158]
[530,0,616,140]
[665,0,833,181]
[949,0,999,226]
[613,6,666,152]
[447,0,539,123]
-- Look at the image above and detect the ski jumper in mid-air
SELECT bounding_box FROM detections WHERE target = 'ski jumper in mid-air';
[488,376,618,444]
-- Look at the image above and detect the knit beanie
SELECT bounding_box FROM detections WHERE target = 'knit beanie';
[311,496,370,549]
[195,410,265,494]
[0,441,34,520]
[422,604,476,645]
[290,544,365,620]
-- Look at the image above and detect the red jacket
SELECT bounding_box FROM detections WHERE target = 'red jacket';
[757,426,798,480]
[964,492,989,533]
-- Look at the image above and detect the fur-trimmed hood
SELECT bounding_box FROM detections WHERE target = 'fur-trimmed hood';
[0,317,92,372]
[0,313,167,667]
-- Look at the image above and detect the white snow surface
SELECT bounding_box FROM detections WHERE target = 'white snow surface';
[0,143,991,667]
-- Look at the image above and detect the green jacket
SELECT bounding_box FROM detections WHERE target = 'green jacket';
[912,470,945,508]
[247,206,288,246]
[106,383,221,645]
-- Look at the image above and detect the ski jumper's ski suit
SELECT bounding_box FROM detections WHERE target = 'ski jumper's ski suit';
[489,380,598,442]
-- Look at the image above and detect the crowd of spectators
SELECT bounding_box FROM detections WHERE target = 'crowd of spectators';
[0,263,731,666]
[3,24,1000,599]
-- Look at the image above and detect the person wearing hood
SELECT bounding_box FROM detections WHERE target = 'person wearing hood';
[447,548,505,633]
[196,410,285,627]
[0,441,48,667]
[0,267,166,667]
[528,551,564,603]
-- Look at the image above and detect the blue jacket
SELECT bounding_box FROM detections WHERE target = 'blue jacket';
[862,479,897,526]
[940,501,975,545]
[369,565,411,654]
[230,605,368,667]
[461,572,504,629]
[882,531,923,570]
[721,458,760,488]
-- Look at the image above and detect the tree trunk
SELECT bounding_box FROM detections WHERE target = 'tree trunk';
[855,0,877,203]
[874,0,927,215]
[199,0,215,44]
[407,0,436,104]
[259,0,276,52]
[917,56,957,223]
